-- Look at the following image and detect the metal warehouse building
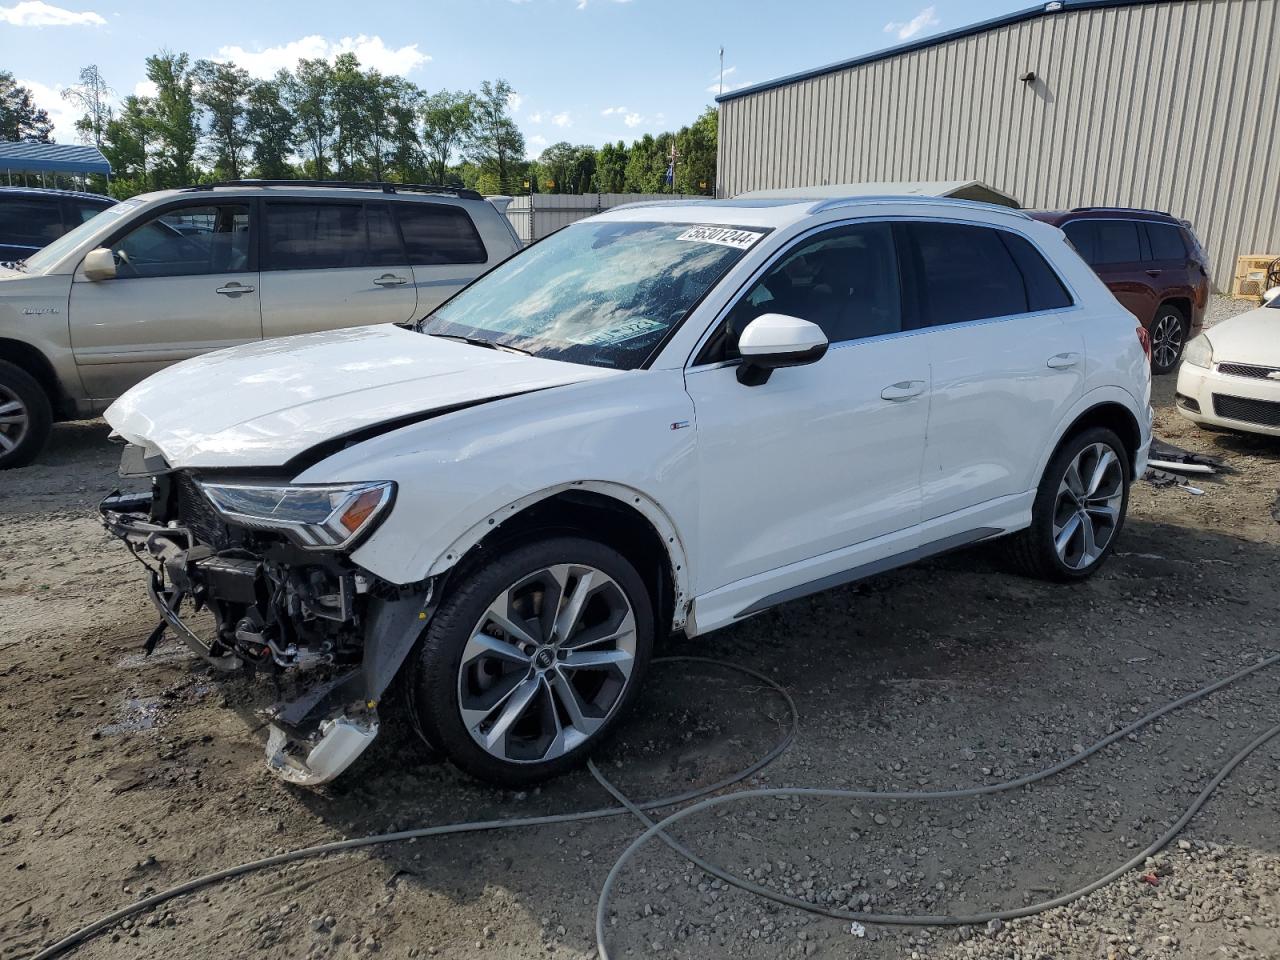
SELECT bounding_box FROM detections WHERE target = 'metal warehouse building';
[716,0,1280,286]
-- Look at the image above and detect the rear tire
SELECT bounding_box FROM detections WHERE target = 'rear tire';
[1150,304,1188,374]
[0,359,52,470]
[410,536,654,787]
[1004,427,1130,581]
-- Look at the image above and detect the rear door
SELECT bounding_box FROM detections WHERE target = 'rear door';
[1062,219,1157,325]
[905,220,1084,528]
[259,199,417,339]
[394,201,491,315]
[68,200,261,400]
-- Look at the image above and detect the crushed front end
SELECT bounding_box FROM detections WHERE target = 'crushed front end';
[100,448,432,785]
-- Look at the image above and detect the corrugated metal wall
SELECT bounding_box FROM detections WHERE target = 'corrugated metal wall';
[718,0,1280,287]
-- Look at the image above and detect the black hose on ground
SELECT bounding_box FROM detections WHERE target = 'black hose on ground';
[27,653,1280,960]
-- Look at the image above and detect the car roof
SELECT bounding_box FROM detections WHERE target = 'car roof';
[131,181,486,204]
[0,185,114,203]
[593,194,1035,230]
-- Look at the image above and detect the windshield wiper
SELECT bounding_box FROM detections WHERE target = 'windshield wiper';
[427,332,532,356]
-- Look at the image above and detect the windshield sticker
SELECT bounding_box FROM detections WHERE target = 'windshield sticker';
[564,317,667,346]
[676,225,765,249]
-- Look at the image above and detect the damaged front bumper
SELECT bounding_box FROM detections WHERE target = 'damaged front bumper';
[101,486,434,786]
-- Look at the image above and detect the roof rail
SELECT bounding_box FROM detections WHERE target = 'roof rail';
[1068,205,1172,217]
[184,179,484,201]
[809,194,1032,218]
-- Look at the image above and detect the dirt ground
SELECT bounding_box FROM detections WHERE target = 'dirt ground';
[2,299,1279,960]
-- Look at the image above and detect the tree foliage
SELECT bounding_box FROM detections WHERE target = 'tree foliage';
[19,54,719,198]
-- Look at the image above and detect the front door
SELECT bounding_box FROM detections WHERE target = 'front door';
[259,199,418,339]
[69,201,261,401]
[684,221,930,624]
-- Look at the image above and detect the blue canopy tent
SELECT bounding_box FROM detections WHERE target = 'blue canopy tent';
[0,141,111,188]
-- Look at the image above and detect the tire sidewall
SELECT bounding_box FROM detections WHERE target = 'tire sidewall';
[413,536,655,786]
[1033,427,1131,581]
[0,360,52,470]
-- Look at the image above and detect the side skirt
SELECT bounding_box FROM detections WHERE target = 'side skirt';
[733,527,1001,620]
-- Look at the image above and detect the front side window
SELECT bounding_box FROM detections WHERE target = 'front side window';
[396,203,487,264]
[909,222,1031,325]
[421,220,762,370]
[709,222,902,361]
[114,203,250,278]
[263,201,405,271]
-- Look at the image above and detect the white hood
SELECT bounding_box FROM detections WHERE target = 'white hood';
[1207,306,1280,367]
[105,324,619,469]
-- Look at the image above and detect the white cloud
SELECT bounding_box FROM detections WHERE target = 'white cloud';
[0,1,105,26]
[550,111,571,128]
[527,110,544,124]
[601,105,628,116]
[217,34,429,79]
[624,112,643,128]
[526,133,548,158]
[133,79,157,99]
[576,0,631,9]
[507,91,523,113]
[17,78,80,143]
[884,5,939,41]
[706,65,750,95]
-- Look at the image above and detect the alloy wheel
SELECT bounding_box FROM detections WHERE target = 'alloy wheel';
[457,563,637,764]
[0,385,29,455]
[1052,442,1124,570]
[1151,312,1184,370]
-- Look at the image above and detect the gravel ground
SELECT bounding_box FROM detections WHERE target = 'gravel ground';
[1,296,1278,960]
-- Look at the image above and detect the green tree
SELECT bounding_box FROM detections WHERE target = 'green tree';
[61,64,113,148]
[144,51,200,187]
[193,59,252,180]
[0,71,53,142]
[383,77,424,181]
[594,140,628,193]
[286,58,334,178]
[420,90,475,186]
[101,94,154,196]
[675,106,717,195]
[467,79,524,194]
[245,74,296,179]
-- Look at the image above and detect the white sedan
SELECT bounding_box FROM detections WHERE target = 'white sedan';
[1176,291,1280,436]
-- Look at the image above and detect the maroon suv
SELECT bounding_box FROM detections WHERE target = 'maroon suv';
[1028,208,1210,374]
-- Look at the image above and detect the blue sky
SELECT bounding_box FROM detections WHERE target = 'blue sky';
[4,0,1032,158]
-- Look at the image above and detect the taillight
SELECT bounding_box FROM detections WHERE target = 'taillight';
[1136,325,1151,360]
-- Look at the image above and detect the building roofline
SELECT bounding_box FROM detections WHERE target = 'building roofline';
[715,0,1167,104]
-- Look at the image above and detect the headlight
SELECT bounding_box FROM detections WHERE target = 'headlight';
[197,480,395,548]
[1183,334,1213,369]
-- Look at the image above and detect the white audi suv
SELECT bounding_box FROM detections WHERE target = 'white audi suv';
[100,195,1153,786]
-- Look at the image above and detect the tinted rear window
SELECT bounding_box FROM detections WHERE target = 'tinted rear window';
[264,201,405,271]
[1093,221,1142,264]
[1146,222,1187,261]
[909,222,1029,325]
[396,203,487,264]
[0,197,63,246]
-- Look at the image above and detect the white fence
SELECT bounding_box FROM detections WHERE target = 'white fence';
[503,193,706,243]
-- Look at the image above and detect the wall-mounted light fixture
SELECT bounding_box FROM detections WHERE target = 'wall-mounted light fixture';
[1020,71,1038,84]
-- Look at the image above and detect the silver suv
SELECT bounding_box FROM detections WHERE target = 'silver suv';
[0,181,521,468]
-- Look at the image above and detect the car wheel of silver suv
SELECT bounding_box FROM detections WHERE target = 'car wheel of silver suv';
[1004,426,1131,581]
[0,359,52,470]
[409,536,654,786]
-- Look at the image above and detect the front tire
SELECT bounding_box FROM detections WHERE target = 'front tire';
[1004,427,1130,581]
[0,359,52,470]
[410,536,654,786]
[1150,304,1188,374]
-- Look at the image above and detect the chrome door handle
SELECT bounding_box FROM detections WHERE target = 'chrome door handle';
[373,274,409,287]
[1046,352,1080,369]
[1145,269,1162,278]
[880,380,926,401]
[216,282,254,296]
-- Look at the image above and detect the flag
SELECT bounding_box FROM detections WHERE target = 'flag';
[664,162,674,186]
